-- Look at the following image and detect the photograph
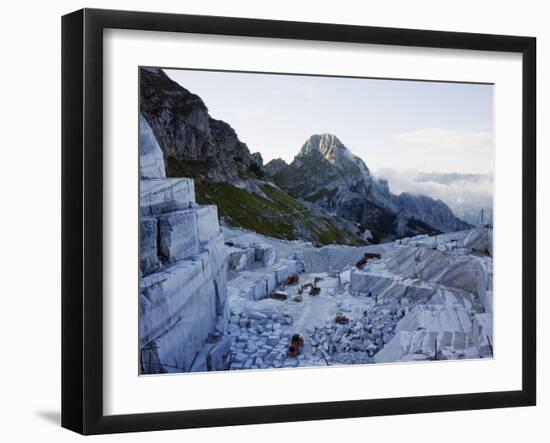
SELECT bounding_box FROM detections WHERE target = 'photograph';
[139,66,494,375]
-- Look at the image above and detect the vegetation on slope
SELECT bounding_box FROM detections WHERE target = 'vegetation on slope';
[404,218,442,238]
[166,156,365,246]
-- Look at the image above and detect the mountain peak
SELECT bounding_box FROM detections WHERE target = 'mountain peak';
[264,158,288,176]
[298,134,349,161]
[294,133,372,181]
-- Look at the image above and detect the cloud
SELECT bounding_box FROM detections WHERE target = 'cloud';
[413,171,492,186]
[391,128,493,152]
[376,168,493,225]
[382,127,494,175]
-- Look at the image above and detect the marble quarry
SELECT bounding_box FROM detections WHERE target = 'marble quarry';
[349,231,494,363]
[138,114,493,373]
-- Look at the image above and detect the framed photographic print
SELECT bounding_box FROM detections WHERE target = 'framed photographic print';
[61,8,536,435]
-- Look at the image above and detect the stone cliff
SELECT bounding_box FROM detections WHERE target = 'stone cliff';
[140,67,264,191]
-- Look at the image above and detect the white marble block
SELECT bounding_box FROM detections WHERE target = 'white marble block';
[200,233,226,277]
[195,205,221,243]
[139,114,166,179]
[140,178,195,216]
[206,335,232,370]
[139,252,216,347]
[227,247,256,272]
[140,217,160,275]
[149,302,216,373]
[274,265,290,285]
[254,244,276,267]
[158,211,199,263]
[227,276,256,300]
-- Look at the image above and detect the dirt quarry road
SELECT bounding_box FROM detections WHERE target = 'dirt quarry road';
[222,226,391,273]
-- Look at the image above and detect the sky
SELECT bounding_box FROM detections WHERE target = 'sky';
[166,69,493,173]
[164,68,494,217]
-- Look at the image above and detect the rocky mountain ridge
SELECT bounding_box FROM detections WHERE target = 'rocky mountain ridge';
[140,67,264,191]
[273,134,471,240]
[140,68,365,246]
[264,158,288,176]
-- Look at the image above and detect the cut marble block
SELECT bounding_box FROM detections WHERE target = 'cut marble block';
[140,216,160,275]
[254,244,276,267]
[195,205,221,243]
[206,335,232,371]
[139,114,166,179]
[395,305,472,335]
[350,269,435,300]
[453,331,467,350]
[386,246,485,296]
[374,329,458,363]
[472,313,493,345]
[227,276,256,300]
[274,264,290,285]
[140,178,195,216]
[151,309,216,373]
[146,322,232,373]
[201,233,227,277]
[464,226,493,257]
[139,252,216,347]
[439,330,453,347]
[476,259,492,311]
[189,353,208,373]
[212,264,229,318]
[158,210,199,263]
[227,247,256,272]
[263,272,277,294]
[239,270,278,300]
[374,330,422,363]
[284,259,301,275]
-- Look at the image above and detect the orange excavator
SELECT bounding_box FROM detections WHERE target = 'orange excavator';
[284,274,300,285]
[355,252,382,269]
[287,334,304,357]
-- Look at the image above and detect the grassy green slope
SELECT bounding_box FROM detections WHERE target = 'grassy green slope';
[167,156,364,246]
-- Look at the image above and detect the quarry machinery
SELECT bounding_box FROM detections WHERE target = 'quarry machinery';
[287,334,304,357]
[355,252,382,269]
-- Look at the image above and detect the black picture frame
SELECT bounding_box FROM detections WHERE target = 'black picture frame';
[61,8,537,435]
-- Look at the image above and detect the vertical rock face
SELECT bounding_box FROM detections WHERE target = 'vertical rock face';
[139,116,230,374]
[140,67,263,187]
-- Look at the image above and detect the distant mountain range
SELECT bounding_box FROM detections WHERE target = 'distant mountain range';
[269,134,471,241]
[140,68,472,245]
[375,168,493,226]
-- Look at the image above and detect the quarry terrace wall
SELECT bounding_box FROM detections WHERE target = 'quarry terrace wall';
[139,115,231,374]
